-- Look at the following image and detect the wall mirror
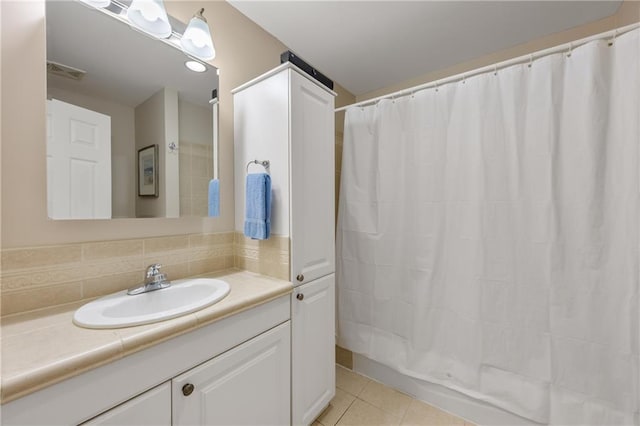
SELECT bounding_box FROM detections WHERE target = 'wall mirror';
[45,0,219,219]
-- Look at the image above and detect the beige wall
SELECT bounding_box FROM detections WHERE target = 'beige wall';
[356,1,640,103]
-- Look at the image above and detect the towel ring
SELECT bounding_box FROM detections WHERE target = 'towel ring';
[246,159,270,174]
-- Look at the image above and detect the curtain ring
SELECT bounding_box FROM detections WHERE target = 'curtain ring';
[608,30,617,46]
[567,43,573,58]
[528,55,533,68]
[493,64,498,76]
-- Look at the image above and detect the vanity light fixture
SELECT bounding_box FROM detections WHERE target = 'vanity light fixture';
[79,0,111,8]
[180,8,215,61]
[185,60,207,73]
[127,0,172,39]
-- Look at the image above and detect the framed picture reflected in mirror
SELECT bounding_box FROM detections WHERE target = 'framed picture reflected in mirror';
[138,144,158,197]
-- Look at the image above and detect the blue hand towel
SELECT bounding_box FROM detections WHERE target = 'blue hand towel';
[208,179,220,217]
[244,173,271,240]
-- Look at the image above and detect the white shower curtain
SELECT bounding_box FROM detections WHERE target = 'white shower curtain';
[337,28,639,425]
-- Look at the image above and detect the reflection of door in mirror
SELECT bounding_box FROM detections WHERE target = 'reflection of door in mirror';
[46,99,112,219]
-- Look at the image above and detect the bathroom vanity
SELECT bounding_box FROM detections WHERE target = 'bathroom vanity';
[2,63,337,426]
[0,270,293,425]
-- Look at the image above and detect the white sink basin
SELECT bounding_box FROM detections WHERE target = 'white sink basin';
[73,278,230,329]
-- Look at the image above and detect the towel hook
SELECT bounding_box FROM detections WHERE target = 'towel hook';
[246,159,270,174]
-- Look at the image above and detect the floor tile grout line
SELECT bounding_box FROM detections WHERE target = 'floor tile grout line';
[333,396,358,426]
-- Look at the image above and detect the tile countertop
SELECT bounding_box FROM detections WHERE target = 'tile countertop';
[0,269,292,404]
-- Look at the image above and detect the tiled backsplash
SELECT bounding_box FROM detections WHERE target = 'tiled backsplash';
[1,233,236,317]
[233,233,290,281]
[0,232,292,317]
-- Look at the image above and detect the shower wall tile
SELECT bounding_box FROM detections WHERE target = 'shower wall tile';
[0,232,235,317]
[179,140,214,217]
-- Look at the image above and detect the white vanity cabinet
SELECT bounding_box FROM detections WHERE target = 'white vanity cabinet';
[233,63,336,425]
[292,275,336,425]
[172,322,291,425]
[82,383,171,426]
[2,296,290,426]
[83,323,291,426]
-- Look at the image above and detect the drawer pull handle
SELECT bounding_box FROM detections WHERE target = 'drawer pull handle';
[296,274,304,282]
[182,383,195,396]
[296,293,304,301]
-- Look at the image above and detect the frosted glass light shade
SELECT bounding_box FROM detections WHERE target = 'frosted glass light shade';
[80,0,111,7]
[127,0,172,39]
[181,10,215,61]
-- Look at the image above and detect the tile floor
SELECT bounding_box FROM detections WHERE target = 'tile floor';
[314,365,475,426]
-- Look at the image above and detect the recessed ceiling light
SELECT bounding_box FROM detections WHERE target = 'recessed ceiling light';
[185,60,206,73]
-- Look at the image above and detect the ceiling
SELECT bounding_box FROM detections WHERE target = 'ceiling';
[228,1,622,96]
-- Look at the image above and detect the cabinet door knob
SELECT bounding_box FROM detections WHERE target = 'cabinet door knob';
[182,383,195,396]
[296,274,304,282]
[296,293,304,301]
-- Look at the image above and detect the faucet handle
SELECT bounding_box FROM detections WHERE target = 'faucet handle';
[146,263,162,278]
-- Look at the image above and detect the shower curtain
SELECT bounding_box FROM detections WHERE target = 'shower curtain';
[337,28,639,425]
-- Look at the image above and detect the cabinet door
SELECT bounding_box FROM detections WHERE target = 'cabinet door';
[81,383,170,426]
[290,70,336,285]
[292,274,336,425]
[172,322,291,426]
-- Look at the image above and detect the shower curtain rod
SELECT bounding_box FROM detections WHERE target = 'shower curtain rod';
[335,22,640,112]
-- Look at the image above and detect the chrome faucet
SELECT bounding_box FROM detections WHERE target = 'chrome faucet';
[127,263,171,295]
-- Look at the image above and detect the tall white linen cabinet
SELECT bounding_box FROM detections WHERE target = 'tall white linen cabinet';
[233,63,336,426]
